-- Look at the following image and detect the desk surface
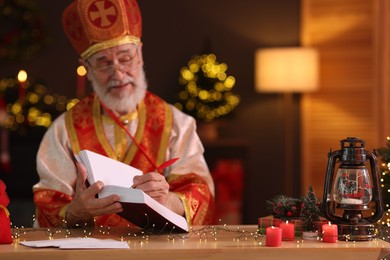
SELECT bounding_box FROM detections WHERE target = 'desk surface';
[0,225,389,260]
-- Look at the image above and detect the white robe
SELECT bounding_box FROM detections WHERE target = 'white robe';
[33,104,215,198]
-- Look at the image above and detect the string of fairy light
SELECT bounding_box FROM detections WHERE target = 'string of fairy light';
[9,220,390,244]
[0,70,80,131]
[379,136,390,227]
[174,54,240,122]
[380,164,390,227]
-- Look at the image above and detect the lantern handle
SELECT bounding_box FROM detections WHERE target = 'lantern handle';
[365,150,384,223]
[322,149,345,223]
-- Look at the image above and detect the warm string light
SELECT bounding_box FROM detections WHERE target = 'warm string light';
[9,215,390,244]
[174,54,240,122]
[35,224,263,243]
[378,137,390,226]
[0,76,80,131]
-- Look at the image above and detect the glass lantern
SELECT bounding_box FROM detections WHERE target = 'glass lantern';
[322,137,384,241]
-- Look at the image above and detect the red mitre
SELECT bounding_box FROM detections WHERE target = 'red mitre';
[62,0,142,60]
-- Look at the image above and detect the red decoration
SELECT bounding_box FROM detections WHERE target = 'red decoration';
[0,179,12,244]
[266,194,301,220]
[0,98,11,173]
[211,159,244,224]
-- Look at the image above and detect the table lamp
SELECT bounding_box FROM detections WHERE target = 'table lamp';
[254,47,319,196]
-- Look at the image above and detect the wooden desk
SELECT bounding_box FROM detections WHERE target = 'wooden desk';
[0,225,389,260]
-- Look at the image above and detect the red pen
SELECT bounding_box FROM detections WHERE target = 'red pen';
[155,157,179,174]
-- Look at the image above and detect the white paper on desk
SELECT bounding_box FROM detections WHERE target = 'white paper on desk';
[20,237,129,249]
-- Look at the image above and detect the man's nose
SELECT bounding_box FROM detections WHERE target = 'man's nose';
[111,64,126,79]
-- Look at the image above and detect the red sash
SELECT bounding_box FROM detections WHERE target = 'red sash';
[66,91,171,172]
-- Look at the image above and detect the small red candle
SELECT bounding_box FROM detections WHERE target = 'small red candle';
[322,222,338,243]
[266,226,282,247]
[280,221,295,241]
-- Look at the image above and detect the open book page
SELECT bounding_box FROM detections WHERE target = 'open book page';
[76,150,142,188]
[100,185,189,233]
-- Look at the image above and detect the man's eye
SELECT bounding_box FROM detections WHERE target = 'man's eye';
[118,56,132,63]
[96,61,111,68]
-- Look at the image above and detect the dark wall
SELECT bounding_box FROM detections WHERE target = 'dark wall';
[0,0,301,225]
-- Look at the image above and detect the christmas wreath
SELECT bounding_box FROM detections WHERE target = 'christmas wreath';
[174,53,240,122]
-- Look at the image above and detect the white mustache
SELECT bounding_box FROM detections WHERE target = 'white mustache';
[107,77,134,88]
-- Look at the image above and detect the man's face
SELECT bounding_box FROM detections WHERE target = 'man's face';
[84,43,147,114]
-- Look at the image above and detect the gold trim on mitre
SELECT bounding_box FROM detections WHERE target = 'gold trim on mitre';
[81,34,141,60]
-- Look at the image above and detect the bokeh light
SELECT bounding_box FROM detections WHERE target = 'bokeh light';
[176,53,240,122]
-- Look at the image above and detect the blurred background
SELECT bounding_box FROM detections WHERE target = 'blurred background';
[1,0,389,227]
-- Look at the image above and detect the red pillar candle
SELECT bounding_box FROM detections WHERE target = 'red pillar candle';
[280,221,295,241]
[76,65,87,98]
[17,70,27,102]
[266,226,282,247]
[322,222,338,243]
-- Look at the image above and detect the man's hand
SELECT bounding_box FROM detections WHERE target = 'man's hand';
[133,172,185,216]
[65,162,123,227]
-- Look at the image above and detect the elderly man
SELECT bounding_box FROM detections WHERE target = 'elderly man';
[33,0,214,228]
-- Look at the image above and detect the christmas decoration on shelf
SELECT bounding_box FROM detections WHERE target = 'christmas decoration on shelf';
[376,136,390,227]
[299,186,323,232]
[0,0,48,61]
[174,53,240,123]
[0,74,79,134]
[266,194,300,221]
[263,187,324,237]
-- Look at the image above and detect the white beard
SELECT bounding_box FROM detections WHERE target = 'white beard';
[90,69,147,114]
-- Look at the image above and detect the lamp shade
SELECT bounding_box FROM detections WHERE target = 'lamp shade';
[255,47,319,93]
